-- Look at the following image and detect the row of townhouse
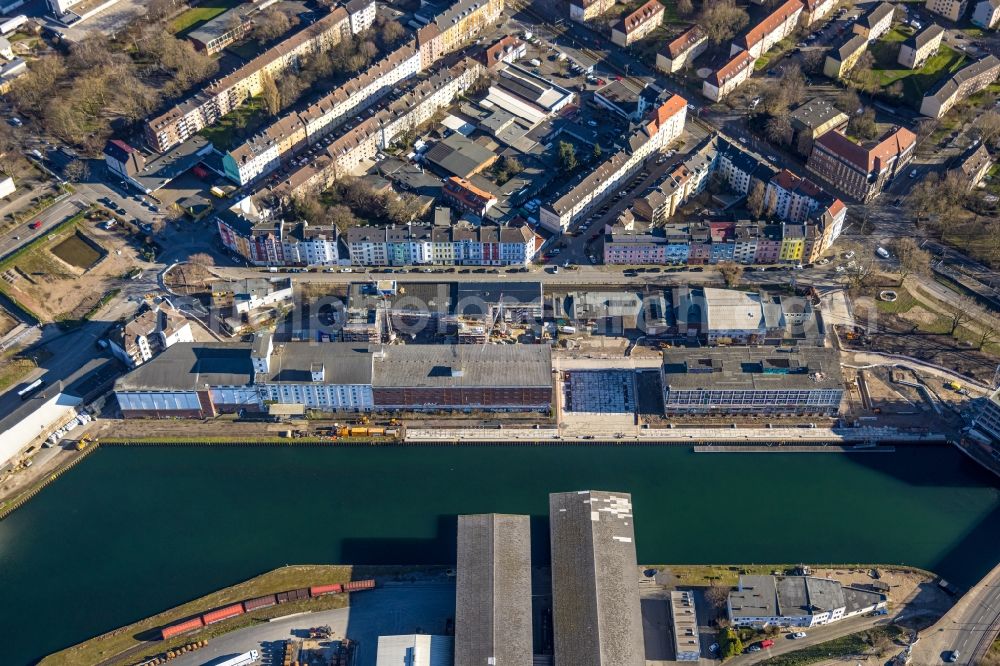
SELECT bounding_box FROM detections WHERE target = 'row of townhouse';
[415,0,505,70]
[604,217,843,267]
[267,57,486,202]
[144,4,372,153]
[223,44,422,185]
[806,126,916,202]
[217,213,341,266]
[538,94,688,233]
[920,55,1000,118]
[345,221,541,266]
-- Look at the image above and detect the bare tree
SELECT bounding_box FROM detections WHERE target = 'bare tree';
[324,204,357,232]
[719,261,744,287]
[835,88,861,116]
[801,49,825,74]
[746,181,766,218]
[849,108,879,141]
[253,8,292,44]
[63,159,89,183]
[975,110,1000,149]
[704,584,730,612]
[978,322,998,350]
[893,237,930,286]
[260,71,281,115]
[698,0,749,45]
[189,252,215,267]
[765,116,793,146]
[945,297,975,335]
[677,0,695,14]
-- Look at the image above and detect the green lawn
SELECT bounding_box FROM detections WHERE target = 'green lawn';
[870,40,966,106]
[169,0,244,37]
[874,287,916,314]
[197,97,269,151]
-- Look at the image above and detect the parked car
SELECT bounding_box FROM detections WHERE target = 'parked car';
[791,632,807,639]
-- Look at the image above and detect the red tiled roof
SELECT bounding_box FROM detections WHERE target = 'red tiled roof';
[707,50,755,86]
[739,0,804,50]
[663,26,705,58]
[617,0,664,34]
[816,127,916,173]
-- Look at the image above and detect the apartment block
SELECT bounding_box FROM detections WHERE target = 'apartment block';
[549,490,644,666]
[897,24,944,69]
[662,347,844,416]
[972,0,1000,28]
[611,0,665,47]
[949,143,993,189]
[852,2,894,41]
[144,8,354,153]
[539,95,687,232]
[108,301,192,369]
[806,127,916,201]
[731,0,804,59]
[926,0,968,21]
[703,50,756,101]
[223,45,422,185]
[268,58,484,201]
[416,0,505,70]
[346,221,539,266]
[217,215,339,266]
[570,0,616,23]
[920,55,1000,118]
[346,0,377,34]
[823,34,868,79]
[656,26,708,73]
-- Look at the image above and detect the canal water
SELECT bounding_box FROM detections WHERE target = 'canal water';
[0,444,998,665]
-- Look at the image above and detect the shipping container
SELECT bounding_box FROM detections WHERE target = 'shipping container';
[160,617,204,640]
[202,603,244,625]
[310,583,344,596]
[243,594,277,611]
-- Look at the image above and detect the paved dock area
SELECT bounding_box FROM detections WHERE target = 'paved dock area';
[168,582,456,666]
[563,370,637,413]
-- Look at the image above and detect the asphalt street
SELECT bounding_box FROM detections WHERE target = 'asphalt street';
[910,564,1000,665]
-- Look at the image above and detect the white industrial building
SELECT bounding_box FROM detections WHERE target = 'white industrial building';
[375,634,453,666]
[670,591,701,662]
[728,575,886,628]
[0,390,84,470]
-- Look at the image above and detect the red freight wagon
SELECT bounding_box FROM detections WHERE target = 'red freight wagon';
[343,580,376,592]
[243,595,277,612]
[310,584,343,596]
[202,604,244,624]
[160,617,204,640]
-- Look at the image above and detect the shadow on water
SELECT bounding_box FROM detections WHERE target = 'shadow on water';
[829,445,1000,593]
[1,443,998,666]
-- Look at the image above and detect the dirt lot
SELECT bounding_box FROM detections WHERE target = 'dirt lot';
[2,221,145,322]
[848,289,1000,385]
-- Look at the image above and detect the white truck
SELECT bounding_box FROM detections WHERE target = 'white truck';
[210,650,260,666]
